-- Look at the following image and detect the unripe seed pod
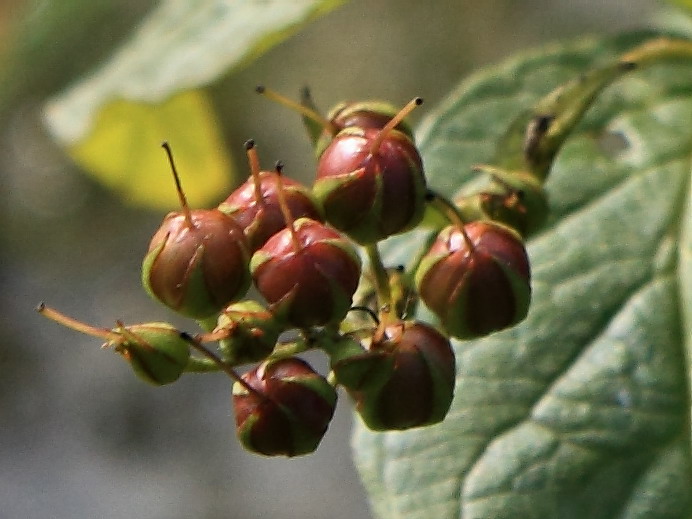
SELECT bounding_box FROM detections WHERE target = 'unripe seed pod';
[114,323,191,385]
[142,209,251,319]
[415,221,531,339]
[36,304,190,386]
[314,126,426,244]
[215,300,283,364]
[218,170,322,252]
[251,217,361,328]
[336,321,455,431]
[233,357,337,456]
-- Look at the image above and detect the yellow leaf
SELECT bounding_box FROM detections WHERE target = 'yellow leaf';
[69,89,232,210]
[668,0,692,10]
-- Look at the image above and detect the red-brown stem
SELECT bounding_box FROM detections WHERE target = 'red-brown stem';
[161,142,194,229]
[36,302,116,341]
[255,85,337,134]
[273,162,302,252]
[369,97,423,155]
[244,140,266,208]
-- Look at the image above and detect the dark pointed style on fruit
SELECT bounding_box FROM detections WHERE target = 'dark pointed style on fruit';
[314,98,427,244]
[232,357,337,457]
[330,321,455,431]
[142,143,251,319]
[218,140,323,251]
[415,220,531,339]
[37,304,190,385]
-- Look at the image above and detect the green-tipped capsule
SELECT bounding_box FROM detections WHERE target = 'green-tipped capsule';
[114,323,191,385]
[251,218,361,328]
[215,301,283,364]
[335,321,455,431]
[313,98,426,244]
[143,143,251,318]
[415,221,531,339]
[474,166,548,237]
[232,357,337,457]
[142,209,251,319]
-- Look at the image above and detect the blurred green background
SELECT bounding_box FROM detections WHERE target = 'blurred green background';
[0,1,659,518]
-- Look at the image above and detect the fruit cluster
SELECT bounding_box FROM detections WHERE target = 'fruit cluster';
[39,87,535,457]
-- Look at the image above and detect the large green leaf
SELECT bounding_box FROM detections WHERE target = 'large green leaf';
[354,32,692,519]
[42,0,345,209]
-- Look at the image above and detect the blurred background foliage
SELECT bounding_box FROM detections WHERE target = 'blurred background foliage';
[0,1,662,518]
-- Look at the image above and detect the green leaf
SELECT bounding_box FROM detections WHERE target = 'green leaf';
[354,32,692,519]
[43,0,345,208]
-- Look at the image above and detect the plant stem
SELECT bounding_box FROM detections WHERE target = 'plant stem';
[365,243,395,322]
[184,356,223,373]
[181,333,261,396]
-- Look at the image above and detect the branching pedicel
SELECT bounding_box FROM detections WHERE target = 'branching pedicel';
[37,37,692,457]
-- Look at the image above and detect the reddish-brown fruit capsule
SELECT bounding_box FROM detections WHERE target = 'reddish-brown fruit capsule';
[142,143,251,318]
[415,221,531,339]
[314,127,425,244]
[250,218,361,328]
[233,357,337,457]
[219,142,322,251]
[333,321,455,431]
[142,209,251,319]
[313,98,426,244]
